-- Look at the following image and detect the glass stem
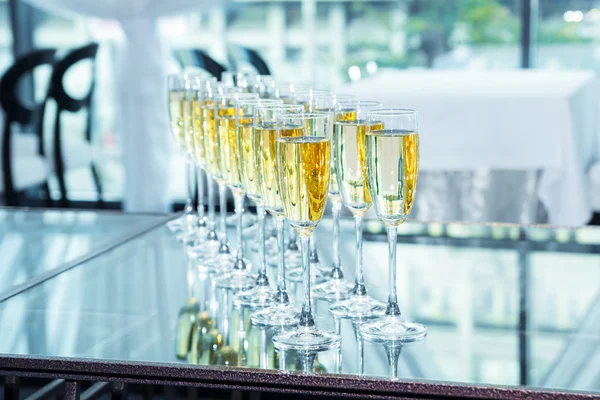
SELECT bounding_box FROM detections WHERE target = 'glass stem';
[331,199,343,279]
[206,174,218,240]
[385,343,402,381]
[353,215,367,296]
[196,166,205,223]
[218,184,228,250]
[221,290,230,346]
[234,193,246,270]
[184,156,195,216]
[300,352,316,374]
[386,225,401,316]
[299,234,315,327]
[288,226,299,251]
[275,217,289,304]
[353,322,364,376]
[334,317,342,373]
[256,203,269,286]
[186,256,195,299]
[309,236,319,264]
[259,328,267,369]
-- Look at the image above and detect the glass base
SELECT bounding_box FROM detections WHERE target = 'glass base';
[329,295,386,319]
[214,268,256,291]
[286,264,329,284]
[250,303,300,327]
[312,278,354,301]
[233,285,277,308]
[250,235,278,254]
[359,315,427,343]
[205,252,237,274]
[273,325,341,353]
[187,238,220,260]
[243,224,258,239]
[176,229,203,245]
[285,250,302,269]
[167,214,196,233]
[226,213,257,228]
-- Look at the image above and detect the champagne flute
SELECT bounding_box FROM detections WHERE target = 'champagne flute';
[184,75,221,256]
[220,75,258,230]
[283,87,330,268]
[203,86,236,271]
[271,112,341,354]
[257,75,276,99]
[358,109,427,345]
[250,104,304,327]
[167,73,197,233]
[190,80,221,263]
[234,99,284,308]
[213,92,258,291]
[309,93,356,301]
[329,100,387,319]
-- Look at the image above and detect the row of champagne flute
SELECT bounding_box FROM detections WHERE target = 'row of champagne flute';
[167,71,426,356]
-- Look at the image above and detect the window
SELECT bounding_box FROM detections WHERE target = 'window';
[537,0,600,74]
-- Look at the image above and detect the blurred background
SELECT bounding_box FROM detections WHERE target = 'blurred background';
[2,0,600,224]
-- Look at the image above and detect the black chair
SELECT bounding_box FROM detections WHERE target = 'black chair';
[174,49,227,80]
[45,43,102,205]
[0,49,56,206]
[227,45,271,75]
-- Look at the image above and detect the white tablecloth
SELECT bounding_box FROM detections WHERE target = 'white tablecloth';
[340,70,600,226]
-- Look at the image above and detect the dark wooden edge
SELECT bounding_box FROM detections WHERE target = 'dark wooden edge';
[0,355,597,400]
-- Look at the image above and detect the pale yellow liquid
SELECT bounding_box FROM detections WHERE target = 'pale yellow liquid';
[184,98,196,155]
[192,98,205,166]
[202,102,224,182]
[277,136,330,235]
[316,109,338,197]
[334,120,383,216]
[237,117,262,201]
[168,91,186,148]
[256,125,284,217]
[365,130,419,226]
[217,107,244,193]
[175,299,199,360]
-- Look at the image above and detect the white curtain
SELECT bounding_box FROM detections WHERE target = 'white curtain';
[25,0,224,212]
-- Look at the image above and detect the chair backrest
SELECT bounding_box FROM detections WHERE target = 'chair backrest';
[228,46,271,76]
[174,49,227,80]
[0,48,56,200]
[46,43,98,144]
[0,48,56,127]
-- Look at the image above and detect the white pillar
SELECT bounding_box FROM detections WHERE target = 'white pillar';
[302,0,316,83]
[268,3,286,75]
[328,3,346,88]
[209,7,227,63]
[389,2,407,57]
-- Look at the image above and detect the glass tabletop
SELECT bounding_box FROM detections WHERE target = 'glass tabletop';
[0,208,169,298]
[0,215,598,397]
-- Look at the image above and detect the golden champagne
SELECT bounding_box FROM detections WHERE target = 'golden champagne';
[316,109,339,197]
[277,136,330,234]
[184,98,196,155]
[217,108,244,193]
[256,124,284,218]
[334,120,383,216]
[365,130,419,226]
[191,98,205,166]
[175,298,199,360]
[237,117,262,201]
[187,311,215,364]
[168,91,186,148]
[202,102,224,182]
